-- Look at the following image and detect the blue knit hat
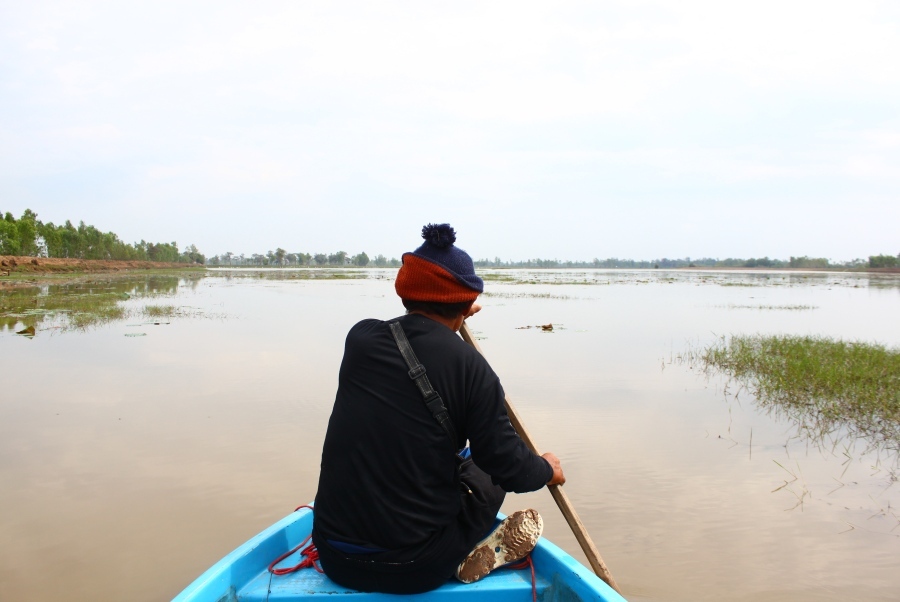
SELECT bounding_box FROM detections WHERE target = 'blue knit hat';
[395,224,484,302]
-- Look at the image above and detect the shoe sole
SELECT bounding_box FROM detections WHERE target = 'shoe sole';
[456,509,543,584]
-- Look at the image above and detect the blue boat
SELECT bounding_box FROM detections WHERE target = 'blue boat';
[174,506,627,601]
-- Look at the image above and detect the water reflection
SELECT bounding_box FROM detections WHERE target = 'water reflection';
[0,274,192,334]
[0,269,381,336]
[3,268,895,337]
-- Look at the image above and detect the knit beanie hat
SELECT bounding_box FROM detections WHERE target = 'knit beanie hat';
[395,223,484,303]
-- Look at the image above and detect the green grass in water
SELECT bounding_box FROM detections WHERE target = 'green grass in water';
[218,269,366,281]
[723,304,818,310]
[0,275,182,333]
[482,291,572,300]
[703,335,900,451]
[480,273,518,282]
[143,304,179,317]
[1,289,128,331]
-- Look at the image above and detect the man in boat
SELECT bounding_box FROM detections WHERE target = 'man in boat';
[312,223,566,594]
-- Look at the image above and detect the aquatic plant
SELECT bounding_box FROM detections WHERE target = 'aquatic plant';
[0,274,187,333]
[700,335,900,455]
[0,287,128,331]
[481,291,573,300]
[142,304,180,317]
[211,269,367,281]
[721,304,818,310]
[480,273,518,282]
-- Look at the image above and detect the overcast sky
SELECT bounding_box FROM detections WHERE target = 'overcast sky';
[1,1,898,262]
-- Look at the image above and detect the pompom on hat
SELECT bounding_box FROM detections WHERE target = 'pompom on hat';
[395,223,484,303]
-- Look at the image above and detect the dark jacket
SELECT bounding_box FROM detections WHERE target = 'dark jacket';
[313,313,552,552]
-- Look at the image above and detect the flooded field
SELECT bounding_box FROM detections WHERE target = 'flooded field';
[1,268,898,601]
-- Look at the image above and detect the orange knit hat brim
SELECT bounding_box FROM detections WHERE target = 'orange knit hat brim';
[394,254,480,303]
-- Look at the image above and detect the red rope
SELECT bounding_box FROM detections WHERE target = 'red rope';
[506,555,537,602]
[267,505,322,575]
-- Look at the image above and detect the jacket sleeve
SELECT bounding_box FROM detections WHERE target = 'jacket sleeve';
[462,352,553,493]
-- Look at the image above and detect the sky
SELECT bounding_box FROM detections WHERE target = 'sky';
[1,1,898,263]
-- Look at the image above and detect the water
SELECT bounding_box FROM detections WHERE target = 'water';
[1,269,898,601]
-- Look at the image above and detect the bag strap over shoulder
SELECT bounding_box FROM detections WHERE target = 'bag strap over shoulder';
[388,321,459,445]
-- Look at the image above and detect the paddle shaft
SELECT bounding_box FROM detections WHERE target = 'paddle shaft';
[459,321,622,595]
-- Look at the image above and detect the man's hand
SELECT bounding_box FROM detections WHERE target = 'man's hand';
[542,452,566,486]
[464,303,482,319]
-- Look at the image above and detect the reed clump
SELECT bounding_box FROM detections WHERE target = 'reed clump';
[702,335,900,451]
[140,304,210,319]
[722,304,818,311]
[143,304,179,317]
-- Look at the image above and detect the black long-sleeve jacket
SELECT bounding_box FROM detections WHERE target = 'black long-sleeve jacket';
[313,313,552,551]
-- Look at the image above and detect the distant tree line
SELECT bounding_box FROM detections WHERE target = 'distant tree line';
[0,208,205,263]
[207,249,402,267]
[210,252,898,270]
[868,254,900,268]
[473,254,899,269]
[5,208,894,270]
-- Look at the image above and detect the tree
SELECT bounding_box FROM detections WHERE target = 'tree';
[354,252,370,266]
[374,254,388,267]
[61,221,81,258]
[313,253,327,265]
[744,257,776,268]
[16,209,39,256]
[789,256,829,268]
[0,213,19,255]
[328,251,348,265]
[38,221,62,257]
[869,254,899,268]
[146,242,179,262]
[181,244,206,264]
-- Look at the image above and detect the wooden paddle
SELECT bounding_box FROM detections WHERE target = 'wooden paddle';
[459,321,623,595]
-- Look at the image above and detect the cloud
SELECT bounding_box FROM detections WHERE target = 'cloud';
[1,1,898,259]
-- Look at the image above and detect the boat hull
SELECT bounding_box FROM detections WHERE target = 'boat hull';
[174,507,627,602]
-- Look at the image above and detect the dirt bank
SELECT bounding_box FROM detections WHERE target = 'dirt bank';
[0,255,202,275]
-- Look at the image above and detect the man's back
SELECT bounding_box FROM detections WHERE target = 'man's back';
[311,224,560,594]
[314,313,550,552]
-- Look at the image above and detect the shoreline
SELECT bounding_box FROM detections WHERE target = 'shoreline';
[0,256,204,288]
[0,255,203,275]
[2,255,898,279]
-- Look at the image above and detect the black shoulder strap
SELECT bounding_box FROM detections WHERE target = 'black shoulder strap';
[388,321,459,445]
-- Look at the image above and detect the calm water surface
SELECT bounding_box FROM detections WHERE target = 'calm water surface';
[1,269,898,601]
